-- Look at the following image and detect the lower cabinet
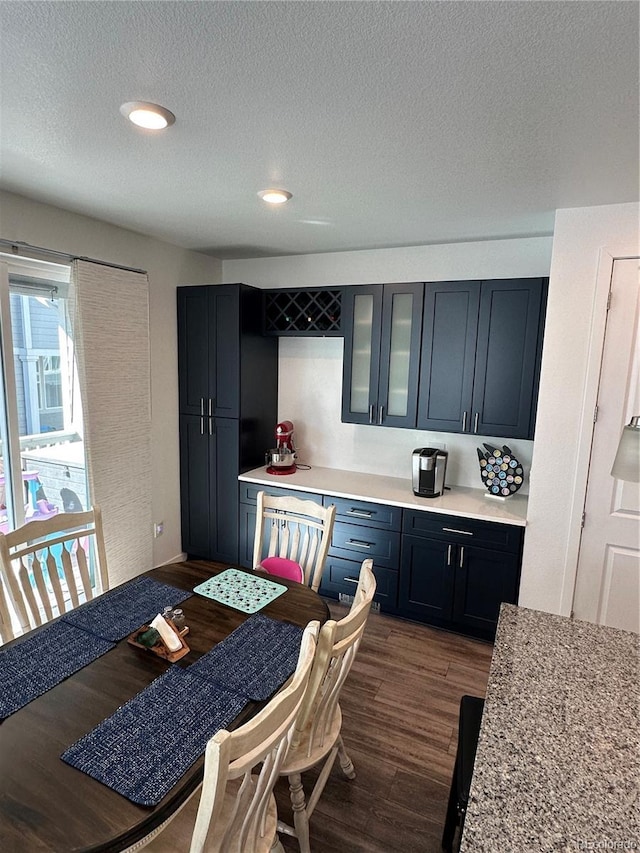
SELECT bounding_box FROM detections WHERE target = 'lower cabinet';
[237,482,524,640]
[399,510,523,640]
[180,414,241,564]
[320,496,401,608]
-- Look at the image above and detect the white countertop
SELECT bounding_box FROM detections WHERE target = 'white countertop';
[239,465,527,526]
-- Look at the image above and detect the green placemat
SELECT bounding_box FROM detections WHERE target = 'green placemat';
[193,569,287,613]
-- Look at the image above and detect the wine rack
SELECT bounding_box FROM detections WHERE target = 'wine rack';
[263,288,342,335]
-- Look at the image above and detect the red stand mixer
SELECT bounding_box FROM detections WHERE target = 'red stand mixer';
[265,420,298,475]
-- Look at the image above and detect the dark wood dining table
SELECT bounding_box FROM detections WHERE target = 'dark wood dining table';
[0,559,329,853]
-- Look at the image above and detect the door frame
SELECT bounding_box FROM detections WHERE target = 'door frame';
[562,247,640,616]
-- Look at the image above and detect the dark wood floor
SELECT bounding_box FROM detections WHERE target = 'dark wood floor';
[274,600,493,853]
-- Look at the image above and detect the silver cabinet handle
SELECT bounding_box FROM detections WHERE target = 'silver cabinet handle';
[343,576,359,584]
[208,398,213,417]
[209,416,213,436]
[447,544,452,566]
[347,539,372,549]
[442,527,473,536]
[462,411,468,432]
[474,412,479,433]
[378,405,384,425]
[369,404,375,424]
[459,546,465,568]
[346,509,373,518]
[200,398,205,435]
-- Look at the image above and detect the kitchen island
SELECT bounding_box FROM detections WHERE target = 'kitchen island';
[460,604,640,851]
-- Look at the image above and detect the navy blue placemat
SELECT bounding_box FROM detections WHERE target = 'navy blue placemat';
[0,621,115,720]
[61,667,248,806]
[61,576,192,641]
[187,613,304,701]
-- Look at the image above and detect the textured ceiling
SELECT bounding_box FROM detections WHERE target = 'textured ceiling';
[1,1,638,259]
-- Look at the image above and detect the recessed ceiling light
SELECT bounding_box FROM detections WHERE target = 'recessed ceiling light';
[258,188,292,204]
[120,101,175,130]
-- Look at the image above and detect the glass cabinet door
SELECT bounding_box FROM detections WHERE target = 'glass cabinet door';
[341,286,382,424]
[377,282,424,428]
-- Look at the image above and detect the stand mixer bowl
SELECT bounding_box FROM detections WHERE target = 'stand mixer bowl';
[265,448,296,468]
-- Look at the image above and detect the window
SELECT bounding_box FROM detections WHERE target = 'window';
[0,254,87,534]
[36,355,63,410]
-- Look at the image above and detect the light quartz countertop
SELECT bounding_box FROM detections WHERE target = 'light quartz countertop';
[239,465,527,526]
[460,604,640,852]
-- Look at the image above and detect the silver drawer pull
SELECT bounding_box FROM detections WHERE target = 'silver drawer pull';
[347,539,372,549]
[343,576,359,584]
[442,527,473,536]
[346,509,373,518]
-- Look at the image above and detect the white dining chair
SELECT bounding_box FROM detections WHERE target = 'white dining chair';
[276,558,377,853]
[126,621,319,853]
[0,506,109,634]
[253,491,336,593]
[0,573,15,645]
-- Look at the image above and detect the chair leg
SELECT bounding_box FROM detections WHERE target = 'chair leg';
[288,772,312,853]
[336,734,356,780]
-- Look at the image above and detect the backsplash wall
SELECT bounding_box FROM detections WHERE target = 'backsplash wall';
[278,336,533,494]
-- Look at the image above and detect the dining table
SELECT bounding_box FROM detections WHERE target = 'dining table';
[459,603,640,851]
[0,559,329,853]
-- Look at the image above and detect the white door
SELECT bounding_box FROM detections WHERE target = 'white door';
[573,257,640,632]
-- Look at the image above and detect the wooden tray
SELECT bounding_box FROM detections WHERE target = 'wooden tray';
[127,621,190,663]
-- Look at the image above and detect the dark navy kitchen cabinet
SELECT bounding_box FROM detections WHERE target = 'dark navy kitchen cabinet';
[178,284,246,419]
[341,282,424,428]
[399,510,524,641]
[417,277,547,439]
[177,284,277,562]
[179,414,240,563]
[417,281,480,434]
[321,495,401,608]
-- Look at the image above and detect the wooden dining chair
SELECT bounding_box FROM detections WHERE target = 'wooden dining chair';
[0,506,109,633]
[276,558,377,853]
[253,491,336,593]
[128,621,319,853]
[0,572,16,645]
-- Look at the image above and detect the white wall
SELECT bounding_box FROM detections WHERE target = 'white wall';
[224,236,553,490]
[519,202,640,615]
[0,190,222,566]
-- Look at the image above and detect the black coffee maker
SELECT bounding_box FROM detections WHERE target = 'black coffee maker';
[412,448,448,498]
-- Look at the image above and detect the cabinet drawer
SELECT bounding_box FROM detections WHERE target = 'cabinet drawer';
[329,522,400,569]
[325,496,402,531]
[403,510,524,554]
[239,482,322,506]
[320,556,398,607]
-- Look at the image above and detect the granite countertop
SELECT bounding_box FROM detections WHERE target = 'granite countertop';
[460,604,640,852]
[239,465,528,526]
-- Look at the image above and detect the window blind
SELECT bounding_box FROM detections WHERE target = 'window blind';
[70,260,152,586]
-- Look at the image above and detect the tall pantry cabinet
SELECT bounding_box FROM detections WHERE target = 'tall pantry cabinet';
[177,284,277,563]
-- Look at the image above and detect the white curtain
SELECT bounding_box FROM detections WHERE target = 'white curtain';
[70,260,152,586]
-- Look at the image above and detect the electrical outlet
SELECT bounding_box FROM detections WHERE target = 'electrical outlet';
[153,521,164,538]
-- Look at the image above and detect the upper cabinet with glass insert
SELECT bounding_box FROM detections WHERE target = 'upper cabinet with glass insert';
[341,283,424,428]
